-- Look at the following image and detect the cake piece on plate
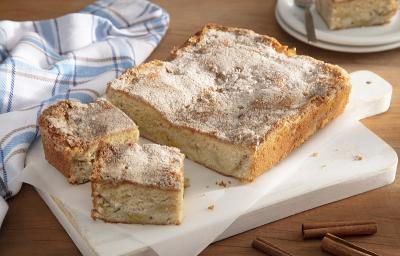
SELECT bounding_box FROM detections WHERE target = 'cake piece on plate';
[39,99,139,184]
[91,142,185,225]
[316,0,398,29]
[106,24,351,182]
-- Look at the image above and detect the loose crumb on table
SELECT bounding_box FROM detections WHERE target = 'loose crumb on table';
[216,180,228,187]
[310,152,320,157]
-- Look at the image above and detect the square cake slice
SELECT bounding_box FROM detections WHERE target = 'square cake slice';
[39,99,139,184]
[316,0,398,30]
[106,24,351,182]
[91,142,185,225]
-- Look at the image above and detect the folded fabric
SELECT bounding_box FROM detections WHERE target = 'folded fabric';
[0,0,169,226]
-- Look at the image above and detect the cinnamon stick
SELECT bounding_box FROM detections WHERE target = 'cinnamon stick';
[321,233,380,256]
[302,220,377,239]
[252,237,294,256]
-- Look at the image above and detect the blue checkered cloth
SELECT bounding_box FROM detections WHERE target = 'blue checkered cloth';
[0,0,169,223]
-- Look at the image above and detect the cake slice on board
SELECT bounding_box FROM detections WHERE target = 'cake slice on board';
[91,142,185,225]
[107,24,351,182]
[38,99,139,184]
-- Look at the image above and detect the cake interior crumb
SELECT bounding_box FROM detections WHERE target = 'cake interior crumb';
[353,154,363,161]
[310,152,320,157]
[208,204,215,211]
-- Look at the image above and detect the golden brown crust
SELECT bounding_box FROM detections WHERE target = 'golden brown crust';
[169,23,294,59]
[107,24,351,182]
[40,129,75,182]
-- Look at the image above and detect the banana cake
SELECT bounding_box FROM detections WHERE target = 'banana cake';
[39,99,139,184]
[91,142,185,225]
[106,24,351,182]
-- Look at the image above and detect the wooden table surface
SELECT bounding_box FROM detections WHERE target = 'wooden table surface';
[0,0,399,255]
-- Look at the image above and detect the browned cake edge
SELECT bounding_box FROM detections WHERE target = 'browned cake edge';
[107,24,351,182]
[40,128,74,182]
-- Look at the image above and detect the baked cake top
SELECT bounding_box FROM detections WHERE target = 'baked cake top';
[108,24,349,146]
[39,99,137,148]
[92,143,184,190]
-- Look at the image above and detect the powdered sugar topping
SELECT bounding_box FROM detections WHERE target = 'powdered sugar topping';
[111,27,341,145]
[98,143,184,190]
[44,99,137,147]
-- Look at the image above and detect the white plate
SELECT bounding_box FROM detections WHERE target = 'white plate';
[277,0,400,46]
[276,9,400,53]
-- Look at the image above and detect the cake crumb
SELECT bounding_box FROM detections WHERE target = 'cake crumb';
[184,178,190,188]
[353,154,363,161]
[208,204,215,211]
[310,152,319,157]
[216,180,227,187]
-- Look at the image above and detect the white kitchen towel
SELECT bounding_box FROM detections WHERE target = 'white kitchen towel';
[0,0,169,225]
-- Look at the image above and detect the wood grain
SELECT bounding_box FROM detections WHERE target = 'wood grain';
[0,0,399,255]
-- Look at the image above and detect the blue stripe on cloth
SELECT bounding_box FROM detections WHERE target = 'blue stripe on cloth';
[42,92,95,106]
[1,130,36,164]
[106,39,119,78]
[0,64,7,113]
[89,8,124,28]
[0,148,5,190]
[6,58,132,78]
[6,58,16,112]
[53,19,63,54]
[20,35,62,61]
[143,22,160,45]
[80,0,113,14]
[51,64,61,96]
[0,27,7,46]
[136,2,150,18]
[70,52,77,90]
[1,128,36,196]
[58,61,133,77]
[0,47,6,62]
[122,38,136,67]
[149,4,160,13]
[36,21,58,50]
[94,19,111,41]
[0,177,11,198]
